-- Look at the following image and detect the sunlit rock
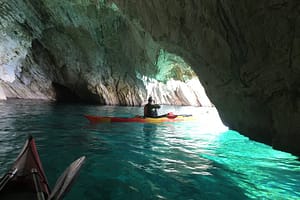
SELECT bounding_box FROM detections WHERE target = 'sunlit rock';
[0,0,210,106]
[0,83,6,100]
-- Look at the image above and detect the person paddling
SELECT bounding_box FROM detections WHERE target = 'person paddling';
[144,97,161,118]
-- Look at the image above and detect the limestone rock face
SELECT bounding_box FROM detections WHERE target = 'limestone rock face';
[0,0,210,106]
[1,0,299,156]
[111,0,300,156]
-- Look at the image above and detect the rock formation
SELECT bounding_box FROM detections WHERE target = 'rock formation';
[0,0,299,156]
[0,0,211,106]
[111,0,300,156]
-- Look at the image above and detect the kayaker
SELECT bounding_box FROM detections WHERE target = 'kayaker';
[144,97,161,118]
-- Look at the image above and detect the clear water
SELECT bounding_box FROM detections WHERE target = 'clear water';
[0,99,299,200]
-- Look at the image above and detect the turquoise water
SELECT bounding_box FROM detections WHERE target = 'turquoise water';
[0,99,299,200]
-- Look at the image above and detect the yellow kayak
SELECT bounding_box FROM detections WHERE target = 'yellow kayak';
[84,113,195,123]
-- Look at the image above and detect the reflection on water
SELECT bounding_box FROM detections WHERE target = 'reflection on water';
[0,100,299,200]
[142,123,157,149]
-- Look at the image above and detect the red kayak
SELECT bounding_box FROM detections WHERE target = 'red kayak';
[0,135,86,200]
[84,113,195,123]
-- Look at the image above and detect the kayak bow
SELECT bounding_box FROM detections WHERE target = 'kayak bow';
[0,135,86,200]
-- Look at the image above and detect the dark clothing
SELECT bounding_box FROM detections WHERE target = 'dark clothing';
[144,103,161,118]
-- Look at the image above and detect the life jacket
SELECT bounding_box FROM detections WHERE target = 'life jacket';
[144,104,158,117]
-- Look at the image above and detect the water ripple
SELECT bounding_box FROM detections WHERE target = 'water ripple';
[0,100,299,200]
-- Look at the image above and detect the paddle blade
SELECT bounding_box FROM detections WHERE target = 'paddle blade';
[48,156,86,200]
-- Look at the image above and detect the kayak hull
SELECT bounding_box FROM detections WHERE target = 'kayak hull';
[84,114,195,123]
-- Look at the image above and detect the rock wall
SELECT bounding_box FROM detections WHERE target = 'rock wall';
[1,0,299,155]
[111,0,300,156]
[0,0,211,106]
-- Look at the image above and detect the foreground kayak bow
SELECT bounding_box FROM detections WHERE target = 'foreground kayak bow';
[0,135,86,200]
